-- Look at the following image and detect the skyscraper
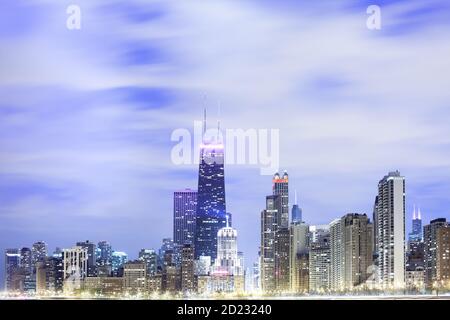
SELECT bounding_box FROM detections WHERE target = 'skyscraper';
[214,215,243,277]
[409,206,423,243]
[273,171,289,228]
[195,113,227,261]
[375,171,405,288]
[181,244,195,293]
[260,195,280,292]
[44,256,64,293]
[309,226,331,292]
[174,189,198,246]
[62,246,88,292]
[20,247,35,293]
[291,190,302,224]
[330,213,373,291]
[31,241,48,268]
[97,241,112,266]
[76,240,97,277]
[111,251,128,277]
[406,206,425,289]
[424,218,449,288]
[5,249,21,291]
[272,172,290,291]
[289,221,309,292]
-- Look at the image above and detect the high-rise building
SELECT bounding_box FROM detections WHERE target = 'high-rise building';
[375,171,405,288]
[330,214,373,292]
[406,207,424,290]
[76,240,97,277]
[309,226,331,292]
[289,222,309,292]
[5,249,21,291]
[273,171,289,228]
[36,261,46,295]
[31,241,48,268]
[181,244,195,292]
[409,206,423,243]
[20,247,32,274]
[62,246,88,292]
[214,215,241,275]
[424,218,449,288]
[272,172,290,291]
[123,261,147,293]
[158,238,174,268]
[44,256,64,293]
[195,113,227,261]
[436,225,450,284]
[329,219,344,291]
[111,251,128,277]
[19,247,35,293]
[97,241,113,267]
[260,195,280,292]
[174,189,198,246]
[291,191,302,224]
[138,249,158,276]
[275,227,290,291]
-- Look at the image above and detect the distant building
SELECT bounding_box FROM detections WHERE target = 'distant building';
[424,218,449,288]
[62,246,88,293]
[330,214,373,291]
[97,241,113,267]
[123,261,147,293]
[31,241,48,268]
[147,274,162,293]
[290,221,310,294]
[76,240,97,277]
[5,249,21,292]
[195,115,227,260]
[139,249,158,276]
[83,277,123,296]
[408,206,423,243]
[309,226,330,292]
[374,171,405,288]
[436,226,450,285]
[20,247,35,293]
[181,244,195,293]
[291,191,302,224]
[111,251,128,277]
[36,262,46,295]
[44,256,64,293]
[273,171,289,228]
[260,195,280,292]
[174,189,197,246]
[406,207,425,290]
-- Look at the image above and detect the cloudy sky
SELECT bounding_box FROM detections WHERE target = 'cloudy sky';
[1,0,450,287]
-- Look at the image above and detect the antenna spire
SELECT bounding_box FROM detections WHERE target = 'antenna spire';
[225,214,229,228]
[413,204,416,220]
[418,207,422,220]
[295,190,298,205]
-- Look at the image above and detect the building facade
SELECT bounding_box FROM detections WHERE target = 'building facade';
[174,189,198,247]
[375,171,405,288]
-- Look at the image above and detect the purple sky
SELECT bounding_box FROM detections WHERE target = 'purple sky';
[1,0,450,288]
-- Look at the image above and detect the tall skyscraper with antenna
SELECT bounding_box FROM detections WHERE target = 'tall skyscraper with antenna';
[291,190,303,223]
[409,205,423,242]
[194,110,227,261]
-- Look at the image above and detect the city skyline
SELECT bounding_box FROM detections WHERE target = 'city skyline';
[2,0,450,290]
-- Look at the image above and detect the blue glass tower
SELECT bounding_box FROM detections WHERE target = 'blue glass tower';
[194,112,227,260]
